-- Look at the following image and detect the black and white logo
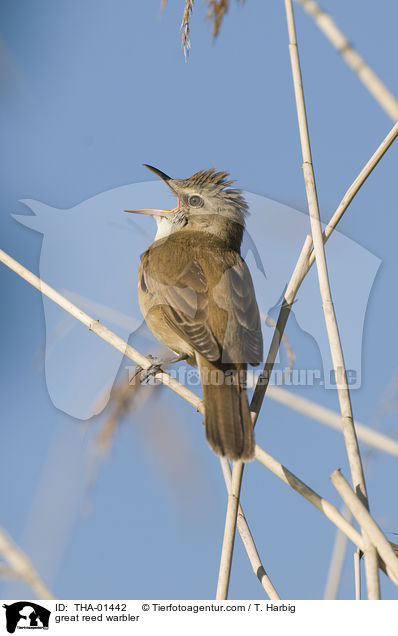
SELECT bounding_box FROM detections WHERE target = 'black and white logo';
[2,602,50,633]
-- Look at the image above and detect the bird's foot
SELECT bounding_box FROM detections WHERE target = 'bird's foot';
[132,355,164,384]
[132,353,189,384]
[169,352,189,365]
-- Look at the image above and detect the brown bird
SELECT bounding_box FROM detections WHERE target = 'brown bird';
[126,165,263,460]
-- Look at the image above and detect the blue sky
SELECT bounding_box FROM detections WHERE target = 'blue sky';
[0,0,398,600]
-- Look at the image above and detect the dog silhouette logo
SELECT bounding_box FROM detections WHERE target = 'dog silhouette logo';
[13,183,380,409]
[2,602,50,633]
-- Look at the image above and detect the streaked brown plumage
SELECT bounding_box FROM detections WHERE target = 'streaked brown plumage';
[126,166,263,460]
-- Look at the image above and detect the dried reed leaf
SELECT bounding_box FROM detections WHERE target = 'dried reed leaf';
[94,374,157,458]
[207,0,245,38]
[264,313,295,383]
[180,0,194,60]
[162,0,245,58]
[207,0,229,38]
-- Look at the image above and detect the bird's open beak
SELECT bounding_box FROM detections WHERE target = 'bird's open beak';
[125,164,180,217]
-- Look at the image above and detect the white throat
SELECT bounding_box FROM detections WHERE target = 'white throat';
[154,215,174,240]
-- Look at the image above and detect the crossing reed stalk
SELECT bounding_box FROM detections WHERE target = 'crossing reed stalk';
[284,0,380,598]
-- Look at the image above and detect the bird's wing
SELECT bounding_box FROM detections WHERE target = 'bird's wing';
[140,254,220,361]
[212,257,263,366]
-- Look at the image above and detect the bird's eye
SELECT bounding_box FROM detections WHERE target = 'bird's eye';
[188,195,203,208]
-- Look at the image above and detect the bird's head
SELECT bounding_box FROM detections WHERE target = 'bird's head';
[125,165,248,249]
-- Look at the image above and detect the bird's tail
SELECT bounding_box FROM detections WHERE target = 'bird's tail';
[197,356,255,461]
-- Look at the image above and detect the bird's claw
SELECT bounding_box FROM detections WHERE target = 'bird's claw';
[132,353,189,384]
[133,355,164,384]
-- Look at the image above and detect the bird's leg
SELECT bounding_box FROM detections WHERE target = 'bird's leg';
[168,352,190,364]
[133,352,189,383]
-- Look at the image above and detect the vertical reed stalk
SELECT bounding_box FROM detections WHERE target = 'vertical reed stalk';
[283,0,380,598]
[216,460,244,599]
[354,549,361,600]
